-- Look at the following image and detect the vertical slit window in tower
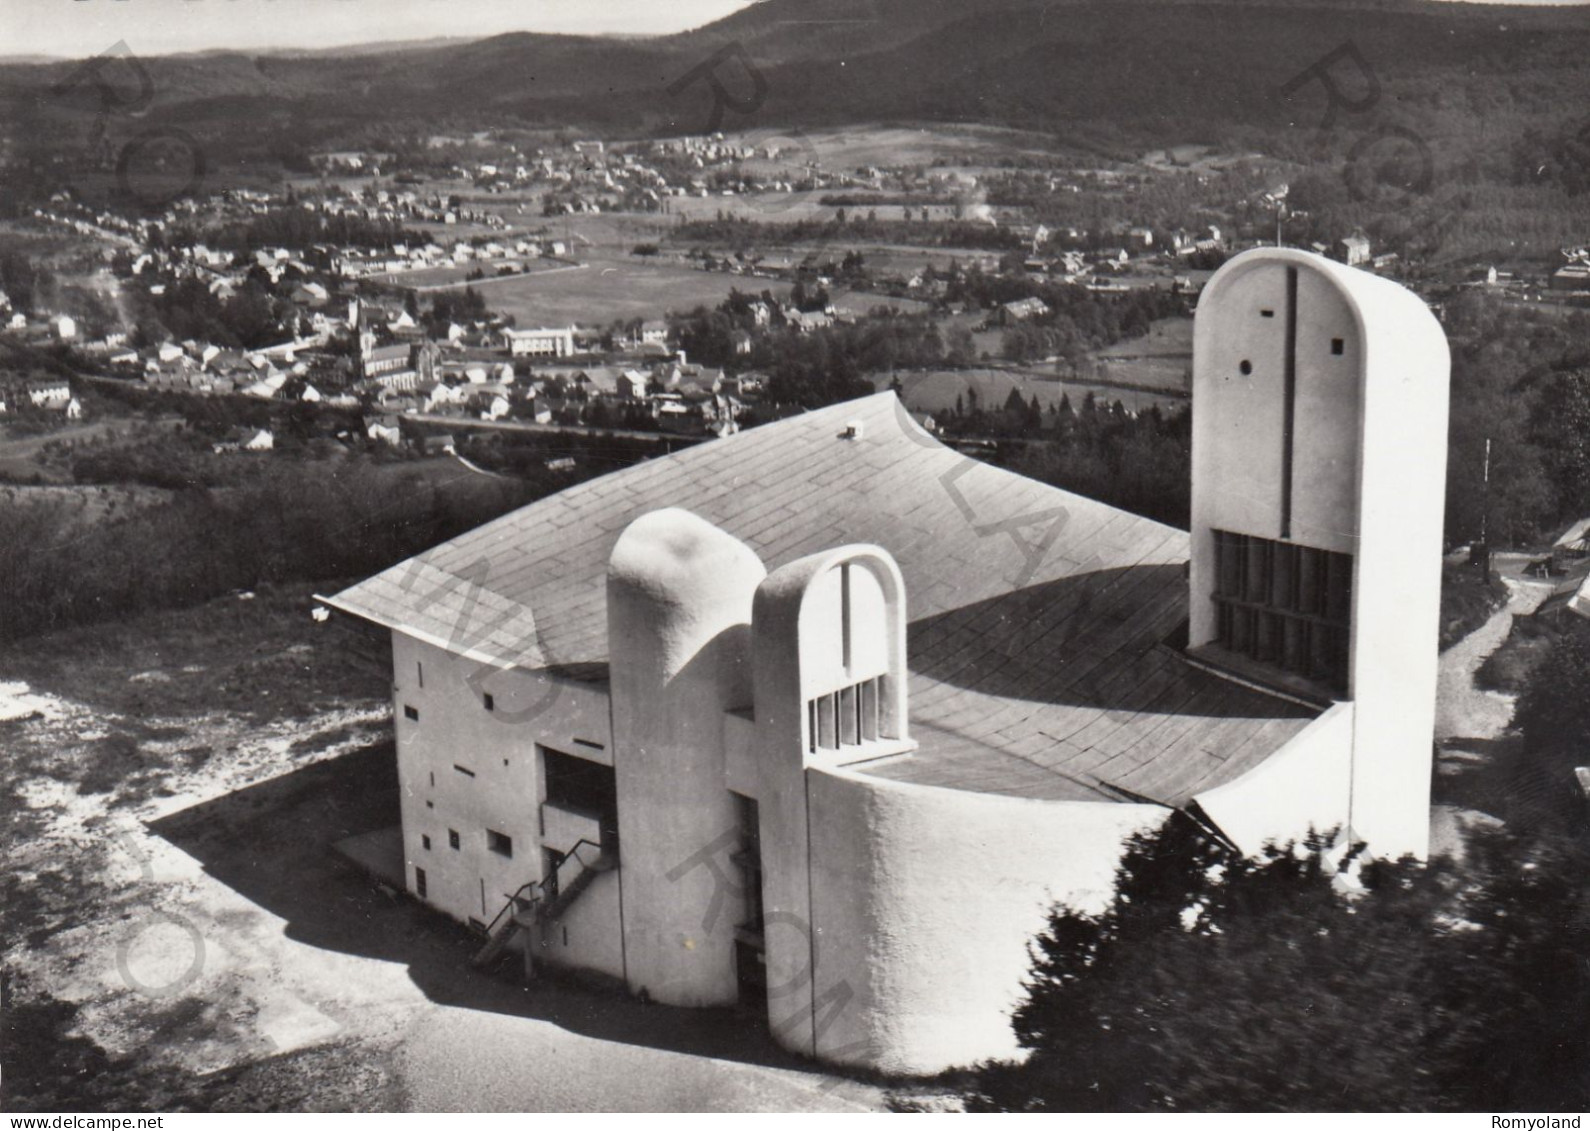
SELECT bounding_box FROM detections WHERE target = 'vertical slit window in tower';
[861,677,879,742]
[839,684,859,745]
[807,700,817,754]
[1325,552,1353,625]
[1255,611,1279,664]
[1230,605,1253,653]
[1283,617,1308,673]
[839,562,852,674]
[1297,547,1322,615]
[1244,537,1270,604]
[1281,266,1299,539]
[818,693,838,750]
[1272,542,1297,607]
[1216,530,1241,597]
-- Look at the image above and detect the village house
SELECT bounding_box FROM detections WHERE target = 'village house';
[319,249,1449,1076]
[1337,234,1372,267]
[998,296,1050,324]
[27,379,72,408]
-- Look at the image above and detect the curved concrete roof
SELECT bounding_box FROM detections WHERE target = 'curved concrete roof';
[327,392,1315,806]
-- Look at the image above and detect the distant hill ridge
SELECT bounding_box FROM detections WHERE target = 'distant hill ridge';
[2,0,1586,148]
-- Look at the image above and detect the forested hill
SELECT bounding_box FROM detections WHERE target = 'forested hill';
[4,0,1588,141]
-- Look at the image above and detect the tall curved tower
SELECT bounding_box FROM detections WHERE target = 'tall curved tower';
[1188,248,1450,859]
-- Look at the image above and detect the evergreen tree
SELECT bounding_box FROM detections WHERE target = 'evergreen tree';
[966,817,1590,1113]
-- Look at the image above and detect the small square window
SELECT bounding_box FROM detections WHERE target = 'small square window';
[483,693,495,712]
[426,800,434,809]
[422,834,432,851]
[1331,338,1344,356]
[487,829,513,858]
[404,705,419,721]
[448,829,460,850]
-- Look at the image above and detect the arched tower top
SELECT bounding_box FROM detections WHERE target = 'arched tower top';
[753,544,911,763]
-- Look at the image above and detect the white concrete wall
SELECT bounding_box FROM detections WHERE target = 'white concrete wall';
[1347,264,1450,859]
[391,631,614,929]
[802,766,1165,1075]
[1193,701,1355,855]
[607,508,766,1006]
[535,869,625,983]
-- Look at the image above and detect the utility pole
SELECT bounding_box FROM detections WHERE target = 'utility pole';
[1477,435,1492,571]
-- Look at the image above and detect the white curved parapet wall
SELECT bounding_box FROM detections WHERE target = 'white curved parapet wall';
[800,765,1165,1075]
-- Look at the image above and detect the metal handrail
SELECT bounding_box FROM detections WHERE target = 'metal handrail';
[479,837,613,939]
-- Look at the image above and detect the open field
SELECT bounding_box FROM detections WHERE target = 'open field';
[373,259,552,289]
[1085,316,1193,394]
[1,586,883,1112]
[723,122,1076,173]
[460,254,790,325]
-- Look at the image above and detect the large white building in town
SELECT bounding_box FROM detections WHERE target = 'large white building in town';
[503,325,576,358]
[319,248,1450,1076]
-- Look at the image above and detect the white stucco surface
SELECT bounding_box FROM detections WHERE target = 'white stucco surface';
[802,767,1164,1074]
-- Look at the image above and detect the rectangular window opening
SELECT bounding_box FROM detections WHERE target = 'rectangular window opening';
[806,674,887,752]
[403,704,419,721]
[1331,337,1345,356]
[422,834,432,851]
[486,829,513,858]
[483,692,495,712]
[414,866,427,899]
[448,828,460,850]
[541,746,619,848]
[1210,529,1352,694]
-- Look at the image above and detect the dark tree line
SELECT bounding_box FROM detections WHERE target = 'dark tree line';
[674,215,1027,253]
[943,392,1192,529]
[0,460,541,643]
[189,209,427,254]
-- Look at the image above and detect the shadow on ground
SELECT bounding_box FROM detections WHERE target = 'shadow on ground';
[148,743,846,1082]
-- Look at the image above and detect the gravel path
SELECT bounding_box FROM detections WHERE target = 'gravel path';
[1434,579,1550,744]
